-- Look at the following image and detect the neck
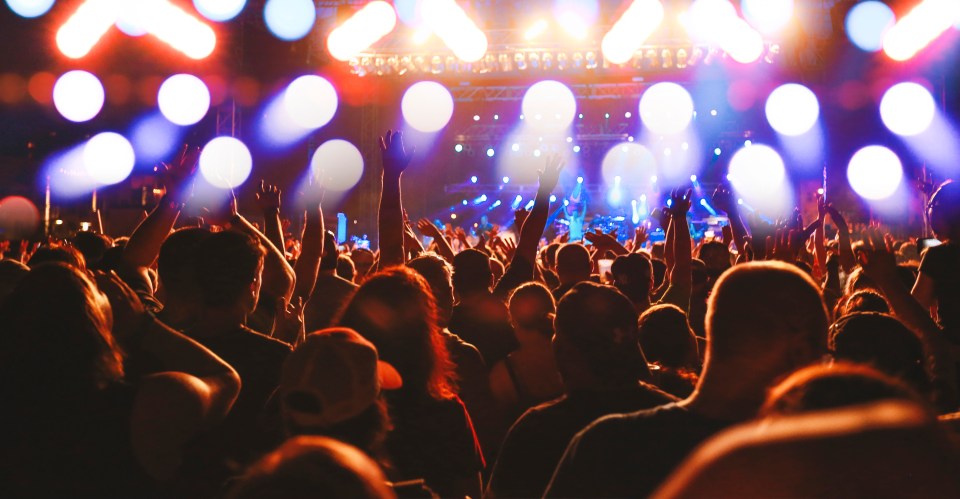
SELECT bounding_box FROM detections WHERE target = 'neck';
[679,368,772,421]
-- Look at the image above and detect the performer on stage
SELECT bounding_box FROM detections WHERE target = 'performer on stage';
[564,181,588,241]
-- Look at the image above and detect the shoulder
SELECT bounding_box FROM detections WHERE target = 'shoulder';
[240,326,294,353]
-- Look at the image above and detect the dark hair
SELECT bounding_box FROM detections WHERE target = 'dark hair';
[72,232,112,270]
[157,227,212,297]
[761,362,925,417]
[336,255,356,282]
[319,231,339,272]
[27,244,86,272]
[452,249,491,295]
[508,282,556,336]
[610,253,652,304]
[697,241,731,272]
[0,263,123,398]
[638,304,699,369]
[339,267,456,400]
[195,230,265,308]
[555,243,591,276]
[408,253,454,324]
[839,289,890,316]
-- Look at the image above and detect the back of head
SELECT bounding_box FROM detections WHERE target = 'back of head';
[508,281,556,336]
[229,436,396,499]
[697,241,731,273]
[336,255,356,282]
[638,304,699,369]
[157,227,212,298]
[349,248,376,280]
[71,232,112,270]
[828,312,929,396]
[930,180,960,240]
[339,266,454,400]
[0,263,122,397]
[0,258,29,303]
[319,231,340,272]
[408,253,454,325]
[452,248,492,296]
[544,242,561,269]
[610,253,653,303]
[27,244,86,272]
[554,282,648,385]
[194,230,265,309]
[839,289,890,316]
[555,243,591,283]
[705,262,828,377]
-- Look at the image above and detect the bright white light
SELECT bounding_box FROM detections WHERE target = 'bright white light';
[422,0,488,62]
[487,148,495,157]
[130,113,182,164]
[742,0,794,35]
[601,142,657,187]
[158,74,210,126]
[199,137,253,189]
[194,0,246,22]
[728,144,786,199]
[880,82,935,136]
[845,1,895,52]
[883,0,960,61]
[522,80,577,132]
[847,145,903,200]
[56,0,122,59]
[554,0,597,39]
[326,1,397,61]
[765,83,820,136]
[283,75,338,129]
[53,70,105,123]
[511,143,520,152]
[681,0,764,63]
[601,0,664,64]
[311,139,363,192]
[138,0,217,59]
[525,19,549,40]
[6,0,55,18]
[401,81,454,132]
[84,132,136,185]
[723,18,765,63]
[503,176,510,184]
[264,0,316,41]
[639,82,694,135]
[116,2,149,36]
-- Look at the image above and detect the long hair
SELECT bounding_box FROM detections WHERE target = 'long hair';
[338,266,457,400]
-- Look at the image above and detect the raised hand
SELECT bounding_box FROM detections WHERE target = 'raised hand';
[824,203,848,232]
[668,188,694,217]
[416,218,442,238]
[274,296,305,346]
[256,180,282,212]
[711,183,736,214]
[857,227,898,283]
[379,130,414,177]
[721,224,734,246]
[817,195,827,221]
[514,208,530,231]
[633,225,649,250]
[539,154,565,193]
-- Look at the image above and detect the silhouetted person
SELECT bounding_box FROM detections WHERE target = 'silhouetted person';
[448,248,518,367]
[304,231,358,331]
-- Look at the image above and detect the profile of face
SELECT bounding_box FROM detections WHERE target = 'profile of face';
[928,182,960,240]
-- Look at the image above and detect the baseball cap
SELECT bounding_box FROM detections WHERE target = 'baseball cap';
[280,327,402,428]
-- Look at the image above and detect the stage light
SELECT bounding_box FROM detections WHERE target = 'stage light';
[573,145,581,153]
[473,115,480,121]
[283,75,338,129]
[534,149,542,157]
[264,0,316,41]
[194,0,246,22]
[326,1,397,61]
[682,0,763,63]
[741,0,793,35]
[881,82,935,137]
[550,194,557,203]
[744,140,753,146]
[311,139,363,192]
[845,1,895,52]
[0,196,40,240]
[640,82,694,135]
[130,113,182,164]
[56,0,122,59]
[199,136,252,189]
[6,0,54,18]
[883,0,960,61]
[602,143,657,188]
[402,81,454,132]
[601,0,664,64]
[137,0,217,59]
[690,175,697,182]
[451,213,457,219]
[511,143,520,152]
[723,18,765,63]
[486,148,495,157]
[710,109,718,116]
[555,0,596,39]
[765,83,819,136]
[456,144,465,153]
[651,175,658,183]
[525,200,536,210]
[728,144,786,201]
[462,200,468,206]
[473,194,488,205]
[490,200,502,208]
[53,70,105,123]
[116,2,149,37]
[848,145,902,200]
[512,195,523,209]
[577,176,584,184]
[522,80,577,132]
[422,0,488,62]
[470,175,477,183]
[503,176,510,184]
[525,19,549,40]
[158,74,210,126]
[83,132,136,185]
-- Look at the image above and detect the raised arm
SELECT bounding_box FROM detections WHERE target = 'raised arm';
[515,154,564,266]
[660,189,693,312]
[121,146,198,269]
[416,218,455,263]
[814,196,828,279]
[255,180,286,257]
[712,183,748,254]
[292,183,324,301]
[378,130,414,268]
[825,203,857,274]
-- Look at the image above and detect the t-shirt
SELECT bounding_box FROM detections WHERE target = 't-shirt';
[544,402,729,498]
[919,243,960,336]
[486,384,677,499]
[386,393,485,499]
[449,292,518,367]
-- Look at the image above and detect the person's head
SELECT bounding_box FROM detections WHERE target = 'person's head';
[638,304,699,369]
[489,257,505,285]
[698,241,732,274]
[508,282,556,340]
[280,328,401,451]
[319,231,340,272]
[543,242,562,270]
[702,262,829,400]
[194,230,265,314]
[336,255,356,282]
[761,362,926,417]
[928,180,960,241]
[229,436,396,499]
[610,253,653,308]
[27,244,86,272]
[72,232,112,270]
[555,243,592,286]
[838,289,890,316]
[452,248,492,297]
[349,248,376,281]
[0,258,29,304]
[0,263,122,398]
[554,282,650,390]
[407,253,455,327]
[157,227,212,305]
[828,312,930,398]
[339,267,456,400]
